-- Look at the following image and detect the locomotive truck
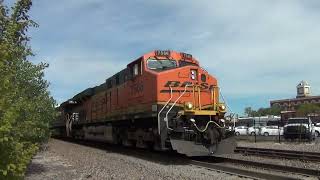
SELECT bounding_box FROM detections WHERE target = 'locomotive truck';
[52,50,235,156]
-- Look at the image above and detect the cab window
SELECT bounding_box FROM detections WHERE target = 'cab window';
[129,59,142,78]
[179,61,198,67]
[133,63,139,76]
[288,119,309,124]
[147,58,177,71]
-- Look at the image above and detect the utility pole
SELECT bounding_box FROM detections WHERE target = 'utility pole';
[254,117,257,143]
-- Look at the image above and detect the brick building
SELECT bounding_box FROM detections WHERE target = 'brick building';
[270,81,320,123]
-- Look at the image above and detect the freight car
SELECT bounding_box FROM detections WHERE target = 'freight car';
[52,50,235,156]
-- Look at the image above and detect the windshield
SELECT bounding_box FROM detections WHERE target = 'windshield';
[147,59,177,71]
[288,119,309,124]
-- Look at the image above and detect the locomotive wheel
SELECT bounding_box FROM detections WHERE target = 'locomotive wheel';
[112,127,122,145]
[119,128,135,147]
[207,126,219,154]
[152,136,162,151]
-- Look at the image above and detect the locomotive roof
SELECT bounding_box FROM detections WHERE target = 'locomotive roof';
[142,50,199,65]
[60,50,198,107]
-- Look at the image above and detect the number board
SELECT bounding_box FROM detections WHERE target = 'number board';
[155,50,170,56]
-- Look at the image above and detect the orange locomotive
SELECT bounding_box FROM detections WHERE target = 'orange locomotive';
[53,50,234,156]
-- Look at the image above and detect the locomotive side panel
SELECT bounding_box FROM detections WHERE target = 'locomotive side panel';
[86,60,158,122]
[83,98,92,123]
[91,91,107,122]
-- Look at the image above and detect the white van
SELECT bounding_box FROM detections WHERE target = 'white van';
[314,123,320,137]
[234,126,248,136]
[260,126,283,136]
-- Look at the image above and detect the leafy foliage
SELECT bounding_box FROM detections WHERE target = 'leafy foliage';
[296,103,320,117]
[244,106,281,117]
[0,0,56,178]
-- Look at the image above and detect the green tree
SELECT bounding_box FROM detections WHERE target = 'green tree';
[296,104,320,117]
[244,106,281,117]
[268,106,282,115]
[0,0,56,178]
[244,107,254,117]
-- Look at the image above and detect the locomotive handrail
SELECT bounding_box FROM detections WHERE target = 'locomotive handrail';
[165,84,192,131]
[211,86,216,111]
[193,85,205,110]
[190,116,225,133]
[157,86,173,135]
[66,114,73,137]
[197,85,201,110]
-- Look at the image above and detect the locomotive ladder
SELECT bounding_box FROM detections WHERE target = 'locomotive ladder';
[157,84,193,135]
[164,84,192,130]
[157,86,173,135]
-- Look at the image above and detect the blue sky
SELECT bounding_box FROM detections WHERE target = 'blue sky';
[8,0,320,115]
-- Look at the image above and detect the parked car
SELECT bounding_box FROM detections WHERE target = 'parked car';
[260,126,283,136]
[247,126,261,136]
[234,126,248,136]
[283,117,315,140]
[314,123,320,137]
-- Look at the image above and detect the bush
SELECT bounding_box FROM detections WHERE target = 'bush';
[0,0,56,178]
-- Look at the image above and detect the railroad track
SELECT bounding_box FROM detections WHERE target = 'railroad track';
[235,146,320,162]
[192,156,320,179]
[53,138,320,179]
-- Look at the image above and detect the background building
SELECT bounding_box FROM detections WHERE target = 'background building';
[270,81,320,111]
[270,81,320,123]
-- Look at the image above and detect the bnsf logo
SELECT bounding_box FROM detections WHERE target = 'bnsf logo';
[164,81,214,90]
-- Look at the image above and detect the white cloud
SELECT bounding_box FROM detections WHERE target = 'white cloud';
[42,49,126,102]
[28,0,320,113]
[169,0,320,97]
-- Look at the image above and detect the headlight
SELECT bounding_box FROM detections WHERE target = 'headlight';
[219,104,226,111]
[185,102,193,110]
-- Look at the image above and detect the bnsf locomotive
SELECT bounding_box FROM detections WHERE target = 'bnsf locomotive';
[52,50,235,156]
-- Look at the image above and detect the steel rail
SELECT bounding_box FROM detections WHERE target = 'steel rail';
[192,156,320,178]
[235,146,320,162]
[190,159,299,180]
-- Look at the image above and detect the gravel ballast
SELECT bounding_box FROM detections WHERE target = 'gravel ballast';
[219,140,320,171]
[25,139,243,180]
[221,152,320,172]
